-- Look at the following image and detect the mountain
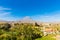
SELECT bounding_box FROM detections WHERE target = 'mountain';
[0,16,42,25]
[18,16,35,24]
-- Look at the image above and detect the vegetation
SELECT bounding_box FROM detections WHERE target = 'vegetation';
[0,22,59,40]
[35,35,56,40]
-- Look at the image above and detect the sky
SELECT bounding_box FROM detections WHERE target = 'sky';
[0,0,60,22]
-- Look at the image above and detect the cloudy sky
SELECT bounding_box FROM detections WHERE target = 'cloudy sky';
[0,0,60,22]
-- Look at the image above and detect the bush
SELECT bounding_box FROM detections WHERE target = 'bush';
[0,23,43,40]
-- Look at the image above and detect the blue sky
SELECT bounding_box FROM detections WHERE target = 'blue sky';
[0,0,60,22]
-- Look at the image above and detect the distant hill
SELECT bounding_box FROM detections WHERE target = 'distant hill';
[17,16,36,24]
[0,16,60,25]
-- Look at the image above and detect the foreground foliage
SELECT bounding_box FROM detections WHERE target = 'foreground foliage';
[0,22,59,40]
[0,23,43,40]
[35,35,56,40]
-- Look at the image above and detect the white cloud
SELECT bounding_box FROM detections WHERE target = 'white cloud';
[0,6,11,10]
[0,6,11,17]
[0,6,17,21]
[0,12,11,17]
[31,11,60,22]
[1,6,60,22]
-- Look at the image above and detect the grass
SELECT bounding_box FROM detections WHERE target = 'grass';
[35,34,56,40]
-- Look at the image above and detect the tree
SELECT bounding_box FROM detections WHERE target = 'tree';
[35,22,39,27]
[1,23,11,31]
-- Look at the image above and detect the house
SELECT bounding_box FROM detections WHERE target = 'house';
[42,25,57,36]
